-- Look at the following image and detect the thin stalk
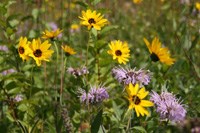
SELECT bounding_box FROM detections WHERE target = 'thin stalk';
[96,48,100,84]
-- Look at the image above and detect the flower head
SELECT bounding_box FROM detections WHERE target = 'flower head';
[14,94,23,102]
[150,90,186,122]
[18,37,31,61]
[144,37,175,65]
[61,45,76,56]
[112,66,152,86]
[67,66,89,78]
[79,85,109,105]
[42,29,62,40]
[107,40,130,64]
[28,39,54,66]
[196,2,200,11]
[133,0,142,4]
[126,83,154,117]
[0,45,8,52]
[70,24,80,33]
[1,69,16,76]
[79,9,108,30]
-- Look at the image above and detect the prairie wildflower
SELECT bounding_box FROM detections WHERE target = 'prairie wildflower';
[70,24,80,33]
[42,29,62,40]
[79,9,108,30]
[0,45,8,52]
[144,37,175,65]
[196,2,200,11]
[14,94,23,102]
[18,37,31,61]
[133,0,142,4]
[107,40,130,64]
[79,85,109,105]
[112,66,152,86]
[67,66,89,78]
[150,90,186,122]
[1,69,16,76]
[28,39,54,66]
[126,83,154,117]
[61,45,76,56]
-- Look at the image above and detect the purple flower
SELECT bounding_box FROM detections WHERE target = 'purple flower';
[1,69,16,76]
[0,45,8,52]
[67,66,89,78]
[112,66,152,86]
[14,94,23,102]
[150,90,186,122]
[78,85,109,105]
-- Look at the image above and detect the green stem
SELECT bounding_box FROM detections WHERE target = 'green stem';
[53,41,59,93]
[30,64,34,98]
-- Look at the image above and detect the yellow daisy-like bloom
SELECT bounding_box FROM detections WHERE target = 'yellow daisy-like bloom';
[133,0,142,4]
[42,29,62,40]
[143,37,175,66]
[107,40,130,64]
[70,24,80,30]
[28,39,54,66]
[196,2,200,11]
[126,83,154,117]
[79,9,108,30]
[18,37,31,61]
[61,45,76,56]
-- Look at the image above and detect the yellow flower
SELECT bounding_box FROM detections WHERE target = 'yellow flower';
[42,29,62,40]
[18,37,31,61]
[196,2,200,11]
[79,9,108,30]
[107,40,130,64]
[61,45,76,56]
[70,24,80,33]
[144,37,175,66]
[126,83,154,117]
[133,0,142,4]
[28,39,54,66]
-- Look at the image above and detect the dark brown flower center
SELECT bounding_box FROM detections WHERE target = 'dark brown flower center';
[88,18,96,24]
[115,50,122,56]
[150,52,159,62]
[132,95,141,105]
[33,49,42,57]
[18,46,24,54]
[65,52,70,57]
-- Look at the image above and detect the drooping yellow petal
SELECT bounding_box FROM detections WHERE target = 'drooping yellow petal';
[144,37,175,65]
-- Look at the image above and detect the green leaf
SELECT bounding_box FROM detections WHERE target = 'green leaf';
[0,19,6,28]
[91,0,101,5]
[74,1,88,8]
[0,6,7,15]
[100,25,118,37]
[91,28,98,38]
[32,8,39,20]
[91,109,103,133]
[132,126,147,133]
[189,33,199,51]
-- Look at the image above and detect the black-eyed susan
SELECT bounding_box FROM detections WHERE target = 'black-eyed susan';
[126,83,154,117]
[61,45,76,56]
[18,37,31,61]
[79,9,108,30]
[144,37,175,66]
[196,2,200,11]
[42,29,62,40]
[28,39,54,66]
[107,40,130,64]
[133,0,142,4]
